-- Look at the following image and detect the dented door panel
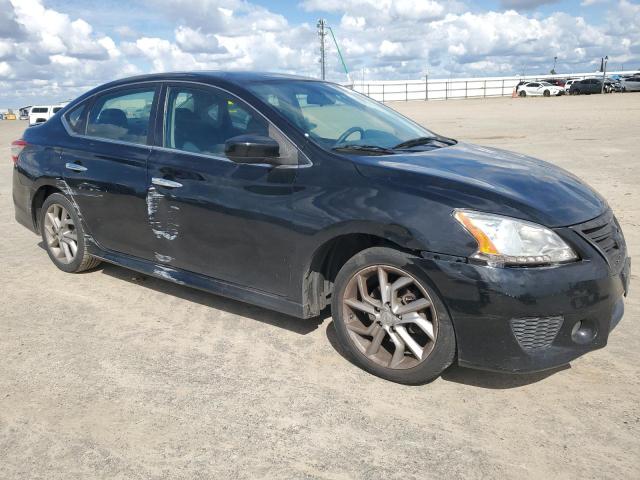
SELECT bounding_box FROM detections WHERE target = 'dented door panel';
[146,149,296,296]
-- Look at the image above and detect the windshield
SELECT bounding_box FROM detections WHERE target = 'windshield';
[247,80,437,151]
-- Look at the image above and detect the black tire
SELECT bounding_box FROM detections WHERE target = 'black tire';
[574,89,580,95]
[331,247,456,385]
[543,90,550,97]
[40,193,101,273]
[519,90,526,97]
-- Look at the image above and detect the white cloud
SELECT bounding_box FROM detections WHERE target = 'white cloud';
[499,0,561,9]
[0,0,639,109]
[175,26,226,54]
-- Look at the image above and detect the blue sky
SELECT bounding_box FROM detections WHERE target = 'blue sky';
[1,0,639,106]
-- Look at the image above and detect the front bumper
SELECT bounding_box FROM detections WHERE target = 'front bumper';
[416,230,629,373]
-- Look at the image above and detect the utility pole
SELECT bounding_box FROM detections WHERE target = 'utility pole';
[317,19,326,80]
[601,55,608,94]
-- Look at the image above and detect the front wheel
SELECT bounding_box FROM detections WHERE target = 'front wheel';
[519,90,526,97]
[331,247,456,384]
[543,90,550,97]
[40,193,101,273]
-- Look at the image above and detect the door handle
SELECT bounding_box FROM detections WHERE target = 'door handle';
[152,177,183,188]
[65,162,87,172]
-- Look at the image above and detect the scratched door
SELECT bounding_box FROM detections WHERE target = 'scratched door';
[145,146,296,296]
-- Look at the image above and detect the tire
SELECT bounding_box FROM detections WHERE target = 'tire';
[518,90,526,97]
[543,90,550,97]
[331,247,456,385]
[574,89,580,95]
[40,193,101,273]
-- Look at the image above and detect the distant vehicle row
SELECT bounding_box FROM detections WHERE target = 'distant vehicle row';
[516,75,640,97]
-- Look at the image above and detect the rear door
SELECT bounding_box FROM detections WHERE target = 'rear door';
[61,84,161,260]
[145,82,301,295]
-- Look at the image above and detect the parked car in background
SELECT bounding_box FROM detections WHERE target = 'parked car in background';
[28,103,67,126]
[569,78,603,95]
[546,79,566,87]
[517,81,563,97]
[563,79,579,93]
[19,106,32,120]
[29,106,51,125]
[604,78,623,93]
[11,72,629,384]
[4,113,17,120]
[621,76,640,92]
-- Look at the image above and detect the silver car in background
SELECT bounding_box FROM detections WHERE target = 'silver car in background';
[621,76,640,92]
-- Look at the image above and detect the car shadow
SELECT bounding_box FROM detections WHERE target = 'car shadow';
[37,240,326,334]
[440,363,570,390]
[324,319,569,389]
[97,262,327,335]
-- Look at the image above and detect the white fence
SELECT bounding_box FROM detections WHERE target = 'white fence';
[350,70,640,102]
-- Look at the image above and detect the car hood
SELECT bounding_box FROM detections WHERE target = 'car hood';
[353,142,607,228]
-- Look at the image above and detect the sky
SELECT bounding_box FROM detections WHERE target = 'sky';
[1,0,639,107]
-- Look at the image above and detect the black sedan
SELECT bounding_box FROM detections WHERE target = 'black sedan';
[11,72,629,384]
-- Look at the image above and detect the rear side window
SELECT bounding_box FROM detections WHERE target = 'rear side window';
[32,107,49,113]
[87,88,156,145]
[65,103,86,134]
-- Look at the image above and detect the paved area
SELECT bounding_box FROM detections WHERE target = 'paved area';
[1,93,639,479]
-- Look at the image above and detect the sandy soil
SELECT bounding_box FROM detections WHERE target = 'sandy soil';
[1,93,639,479]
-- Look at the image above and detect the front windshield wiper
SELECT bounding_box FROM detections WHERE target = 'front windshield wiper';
[392,135,457,150]
[331,144,397,155]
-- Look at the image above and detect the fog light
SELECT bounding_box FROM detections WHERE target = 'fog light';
[571,320,597,344]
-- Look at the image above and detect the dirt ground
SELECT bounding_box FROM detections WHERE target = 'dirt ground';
[1,94,639,479]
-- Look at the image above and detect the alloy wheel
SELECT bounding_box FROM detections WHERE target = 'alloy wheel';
[43,203,78,264]
[341,265,438,369]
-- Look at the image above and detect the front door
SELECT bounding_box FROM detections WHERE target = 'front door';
[61,85,160,260]
[146,83,300,296]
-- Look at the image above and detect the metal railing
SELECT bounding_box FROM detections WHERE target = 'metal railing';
[349,70,640,102]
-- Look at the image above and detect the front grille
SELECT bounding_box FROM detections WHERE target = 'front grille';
[511,316,564,350]
[575,211,626,270]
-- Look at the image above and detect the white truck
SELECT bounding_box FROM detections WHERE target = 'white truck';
[28,103,67,126]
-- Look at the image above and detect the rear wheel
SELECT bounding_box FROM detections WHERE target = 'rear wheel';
[331,247,456,384]
[40,193,101,273]
[574,89,580,95]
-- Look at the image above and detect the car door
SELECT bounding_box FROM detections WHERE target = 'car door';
[61,84,161,260]
[145,83,302,296]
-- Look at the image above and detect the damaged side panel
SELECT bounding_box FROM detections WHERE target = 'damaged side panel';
[59,141,156,261]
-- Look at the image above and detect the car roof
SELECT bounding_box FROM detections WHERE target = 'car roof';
[99,71,318,89]
[66,71,323,109]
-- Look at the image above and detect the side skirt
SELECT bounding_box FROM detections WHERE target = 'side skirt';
[89,245,306,319]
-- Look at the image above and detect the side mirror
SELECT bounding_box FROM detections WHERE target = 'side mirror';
[225,134,281,165]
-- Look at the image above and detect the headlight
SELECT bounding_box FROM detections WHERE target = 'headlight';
[454,209,578,267]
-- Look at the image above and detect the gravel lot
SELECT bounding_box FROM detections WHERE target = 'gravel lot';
[1,94,638,479]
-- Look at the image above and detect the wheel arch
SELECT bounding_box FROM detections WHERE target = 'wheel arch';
[31,184,64,230]
[300,224,424,318]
